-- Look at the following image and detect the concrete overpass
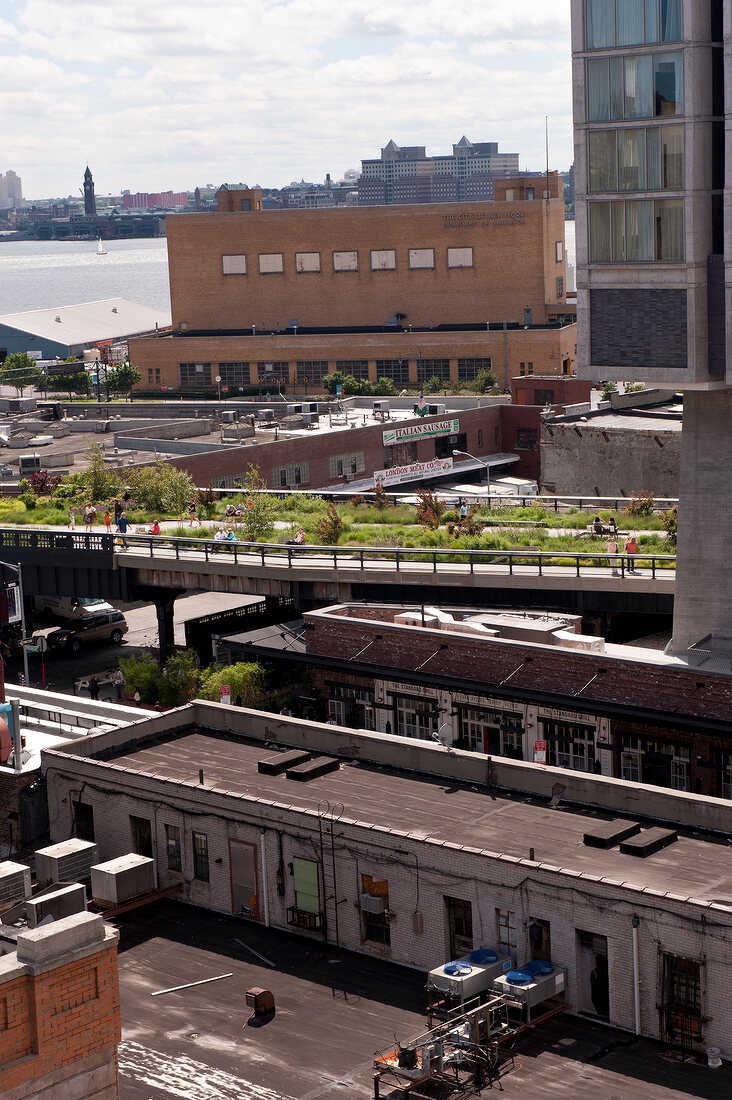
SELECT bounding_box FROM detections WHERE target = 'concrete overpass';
[0,530,676,655]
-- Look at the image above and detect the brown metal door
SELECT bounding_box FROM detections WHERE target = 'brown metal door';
[229,839,259,919]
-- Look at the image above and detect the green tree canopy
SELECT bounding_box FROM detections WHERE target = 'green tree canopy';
[46,371,91,400]
[77,442,123,502]
[198,661,266,705]
[0,353,44,395]
[127,458,195,516]
[106,362,141,399]
[239,464,278,542]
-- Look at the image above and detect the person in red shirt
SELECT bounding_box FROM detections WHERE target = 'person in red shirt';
[625,535,638,573]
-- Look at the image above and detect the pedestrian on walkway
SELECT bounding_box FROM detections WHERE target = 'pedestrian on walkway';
[188,502,200,526]
[606,534,620,576]
[134,688,141,707]
[625,535,639,573]
[103,509,112,533]
[460,499,468,521]
[116,511,129,549]
[113,669,124,701]
[89,676,100,700]
[68,507,76,530]
[84,503,96,531]
[113,498,122,524]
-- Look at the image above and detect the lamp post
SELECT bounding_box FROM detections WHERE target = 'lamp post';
[452,449,491,505]
[1,560,30,685]
[215,375,222,401]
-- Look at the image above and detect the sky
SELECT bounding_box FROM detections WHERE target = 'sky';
[0,0,573,199]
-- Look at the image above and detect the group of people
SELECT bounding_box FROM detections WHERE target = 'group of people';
[213,525,239,549]
[606,532,639,575]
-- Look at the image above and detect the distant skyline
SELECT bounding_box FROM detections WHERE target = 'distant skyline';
[1,0,572,199]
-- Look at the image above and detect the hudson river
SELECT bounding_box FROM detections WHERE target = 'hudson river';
[0,238,171,316]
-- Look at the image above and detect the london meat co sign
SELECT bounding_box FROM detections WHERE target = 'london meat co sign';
[382,418,459,446]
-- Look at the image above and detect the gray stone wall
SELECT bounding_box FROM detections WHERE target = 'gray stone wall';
[541,421,680,497]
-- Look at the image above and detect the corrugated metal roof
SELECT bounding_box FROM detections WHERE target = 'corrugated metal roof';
[0,298,171,346]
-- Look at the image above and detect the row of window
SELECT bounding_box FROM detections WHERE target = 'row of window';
[223,247,476,276]
[589,124,683,193]
[587,51,683,122]
[589,198,684,262]
[177,358,495,388]
[585,0,682,50]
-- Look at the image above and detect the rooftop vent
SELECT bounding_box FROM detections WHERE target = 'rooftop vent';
[583,820,640,849]
[619,827,678,858]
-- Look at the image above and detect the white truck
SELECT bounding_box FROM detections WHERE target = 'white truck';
[32,596,115,620]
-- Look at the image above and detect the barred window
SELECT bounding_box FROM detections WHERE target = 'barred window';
[165,824,182,872]
[218,362,250,386]
[295,252,320,272]
[447,247,473,268]
[295,361,327,384]
[259,253,284,273]
[258,360,289,382]
[222,254,247,275]
[458,357,492,380]
[376,359,409,384]
[333,250,358,271]
[179,362,211,386]
[192,831,209,881]
[409,248,434,269]
[371,249,396,270]
[335,360,370,380]
[328,451,365,478]
[272,461,310,487]
[417,358,450,382]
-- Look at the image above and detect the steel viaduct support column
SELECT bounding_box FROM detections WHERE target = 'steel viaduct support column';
[134,586,186,662]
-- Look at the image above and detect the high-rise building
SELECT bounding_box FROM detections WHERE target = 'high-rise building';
[83,165,96,217]
[570,1,729,654]
[358,137,520,206]
[0,169,23,207]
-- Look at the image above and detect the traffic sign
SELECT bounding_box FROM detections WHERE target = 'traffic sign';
[221,385,229,393]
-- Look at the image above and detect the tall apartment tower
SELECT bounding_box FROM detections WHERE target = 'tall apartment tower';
[83,164,96,217]
[570,0,729,654]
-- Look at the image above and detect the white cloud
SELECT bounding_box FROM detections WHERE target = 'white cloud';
[3,0,574,196]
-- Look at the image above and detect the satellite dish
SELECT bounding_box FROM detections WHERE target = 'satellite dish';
[437,722,453,748]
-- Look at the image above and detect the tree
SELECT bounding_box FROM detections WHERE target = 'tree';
[425,375,442,394]
[127,458,195,516]
[0,353,44,395]
[322,370,345,395]
[341,374,360,395]
[415,487,445,529]
[29,469,62,495]
[661,505,678,548]
[315,502,343,544]
[199,661,267,705]
[475,367,497,394]
[106,362,141,400]
[78,443,122,502]
[239,465,278,542]
[374,376,395,396]
[601,381,618,399]
[157,650,201,707]
[46,371,91,400]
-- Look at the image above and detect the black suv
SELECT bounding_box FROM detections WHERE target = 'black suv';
[46,610,128,654]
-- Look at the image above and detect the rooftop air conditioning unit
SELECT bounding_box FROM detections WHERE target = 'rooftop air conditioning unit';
[91,854,156,908]
[0,861,31,906]
[257,409,275,421]
[35,839,99,887]
[301,413,319,427]
[360,892,386,914]
[221,410,236,423]
[288,404,303,416]
[304,402,318,414]
[427,403,446,416]
[26,882,87,928]
[373,400,390,413]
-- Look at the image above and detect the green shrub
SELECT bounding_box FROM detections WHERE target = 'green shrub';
[19,492,36,510]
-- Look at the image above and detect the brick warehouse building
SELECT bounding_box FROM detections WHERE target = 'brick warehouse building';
[42,702,732,1058]
[224,603,732,800]
[129,177,577,394]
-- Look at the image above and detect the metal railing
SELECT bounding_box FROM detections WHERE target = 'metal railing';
[115,532,676,579]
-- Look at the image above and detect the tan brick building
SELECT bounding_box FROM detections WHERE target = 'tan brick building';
[131,179,576,394]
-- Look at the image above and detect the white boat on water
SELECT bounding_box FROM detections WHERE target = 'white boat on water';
[96,238,107,256]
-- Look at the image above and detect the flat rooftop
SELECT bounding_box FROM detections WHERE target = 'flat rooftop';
[114,899,731,1100]
[106,729,732,908]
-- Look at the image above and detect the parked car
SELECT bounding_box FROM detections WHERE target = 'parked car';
[46,610,128,654]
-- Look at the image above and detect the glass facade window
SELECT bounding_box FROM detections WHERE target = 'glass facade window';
[587,51,682,121]
[335,360,370,379]
[376,359,409,384]
[218,362,249,386]
[417,358,450,382]
[585,0,681,49]
[295,360,327,384]
[589,199,683,261]
[179,362,212,387]
[192,831,209,881]
[590,126,684,193]
[257,360,288,382]
[458,357,492,380]
[165,824,182,872]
